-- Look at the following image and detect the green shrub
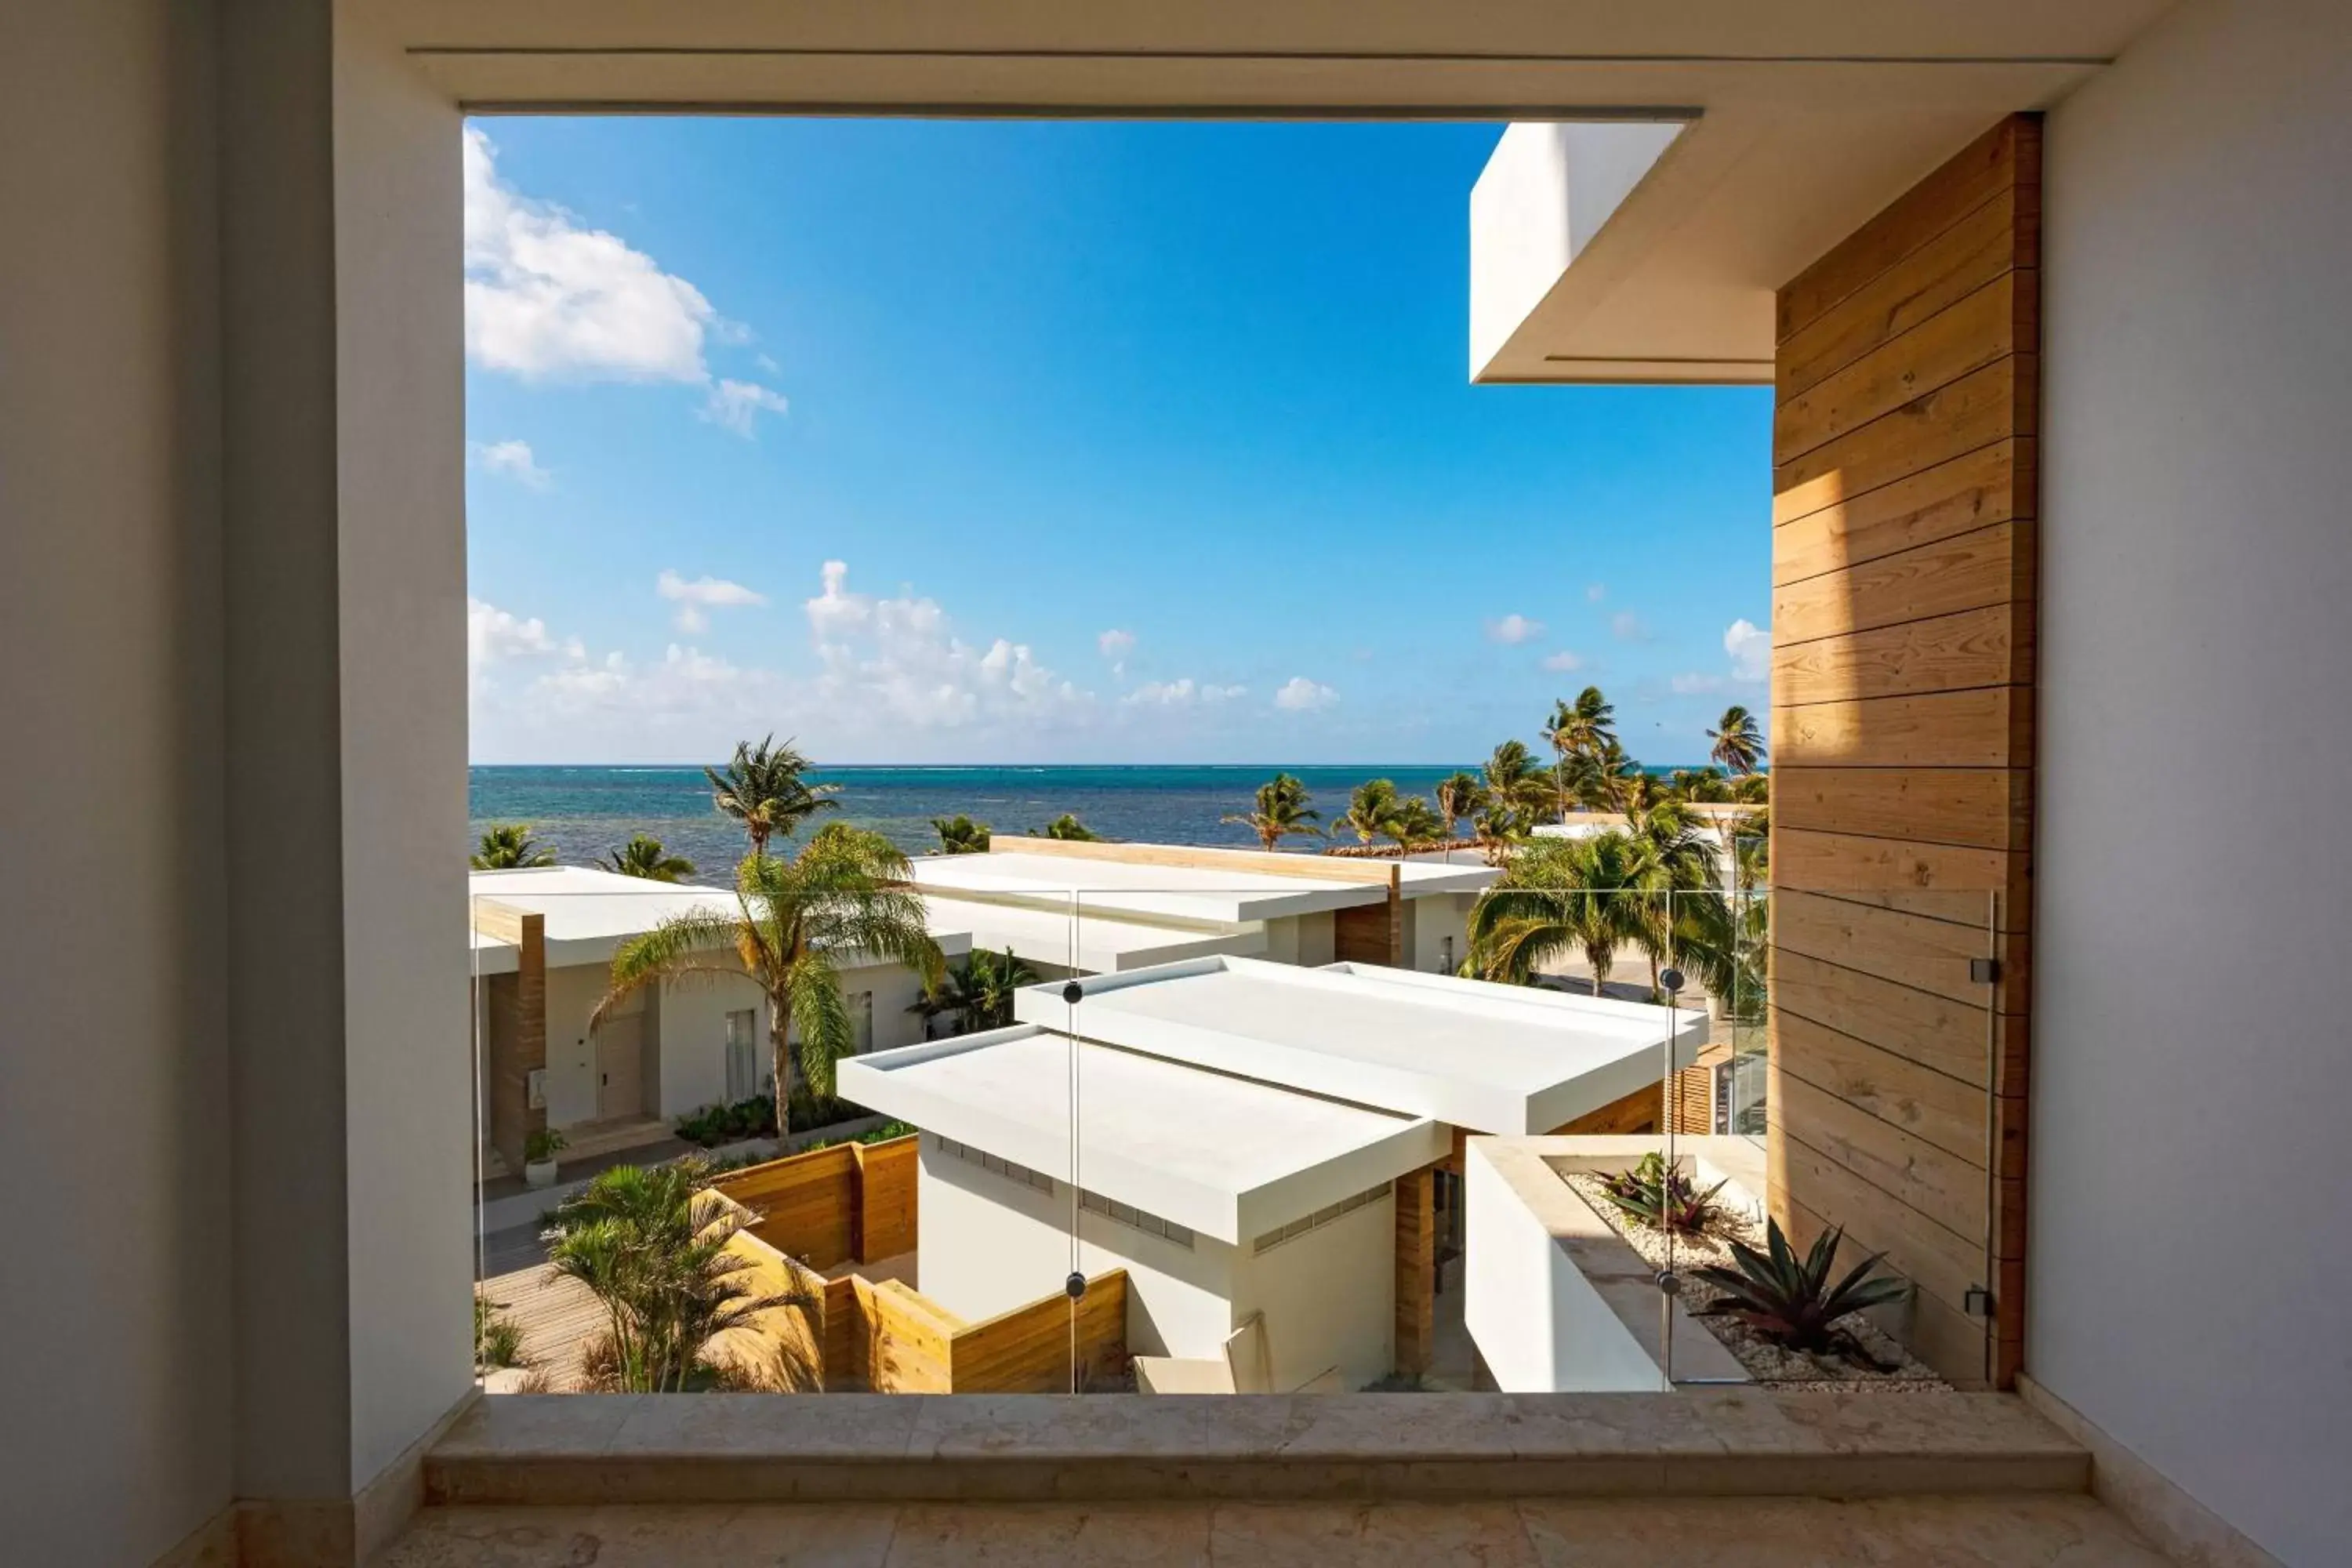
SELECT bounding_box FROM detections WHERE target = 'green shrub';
[1598,1152,1733,1239]
[474,1293,528,1370]
[522,1127,566,1165]
[1691,1218,1907,1369]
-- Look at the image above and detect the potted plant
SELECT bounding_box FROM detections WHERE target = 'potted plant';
[522,1127,566,1189]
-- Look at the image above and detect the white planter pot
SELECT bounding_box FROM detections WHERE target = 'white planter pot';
[523,1158,558,1189]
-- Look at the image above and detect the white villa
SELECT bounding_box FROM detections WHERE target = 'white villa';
[838,955,1707,1392]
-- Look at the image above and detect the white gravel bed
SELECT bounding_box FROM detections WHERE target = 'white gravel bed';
[1562,1171,1949,1390]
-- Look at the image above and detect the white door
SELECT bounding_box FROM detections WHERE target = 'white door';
[597,1014,644,1120]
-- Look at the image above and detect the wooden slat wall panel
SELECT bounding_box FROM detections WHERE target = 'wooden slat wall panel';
[852,1138,919,1261]
[949,1269,1127,1393]
[1392,1171,1435,1378]
[1769,114,2040,1388]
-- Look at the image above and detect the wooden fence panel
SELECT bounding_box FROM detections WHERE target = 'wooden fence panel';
[854,1136,919,1261]
[949,1270,1128,1394]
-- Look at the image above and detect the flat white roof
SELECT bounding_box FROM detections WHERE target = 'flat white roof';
[909,847,1494,929]
[923,893,1266,975]
[466,866,971,973]
[837,1025,1446,1245]
[1016,956,1708,1136]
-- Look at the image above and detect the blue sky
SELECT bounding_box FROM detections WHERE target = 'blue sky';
[464,118,1772,767]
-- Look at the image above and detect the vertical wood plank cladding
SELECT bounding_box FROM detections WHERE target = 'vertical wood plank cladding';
[1770,114,2039,1387]
[1393,1170,1435,1377]
[1334,902,1392,965]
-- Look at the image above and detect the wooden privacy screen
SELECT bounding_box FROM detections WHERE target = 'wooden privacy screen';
[1768,115,2038,1388]
[714,1133,919,1272]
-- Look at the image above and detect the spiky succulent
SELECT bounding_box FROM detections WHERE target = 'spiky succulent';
[1599,1152,1733,1239]
[1691,1218,1907,1369]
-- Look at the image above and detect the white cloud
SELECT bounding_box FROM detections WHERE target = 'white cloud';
[463,128,724,383]
[1272,676,1338,712]
[1610,611,1651,641]
[1485,613,1544,644]
[1725,617,1772,682]
[467,597,578,676]
[656,569,768,633]
[1097,628,1137,675]
[800,561,1091,734]
[1541,650,1585,673]
[470,438,552,490]
[1586,583,1607,603]
[699,379,790,437]
[1122,678,1246,707]
[1670,671,1726,695]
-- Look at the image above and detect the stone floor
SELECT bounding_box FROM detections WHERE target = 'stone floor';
[375,1495,2174,1566]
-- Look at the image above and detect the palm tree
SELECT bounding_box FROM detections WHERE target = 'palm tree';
[1541,687,1619,821]
[706,735,840,855]
[1382,796,1446,855]
[1620,798,1728,1000]
[915,946,1040,1035]
[1221,772,1323,851]
[1433,771,1486,840]
[1471,803,1523,866]
[471,823,554,869]
[1034,813,1100,841]
[931,815,991,855]
[1465,833,1646,995]
[1331,779,1403,846]
[1483,740,1555,824]
[544,1158,808,1392]
[1708,705,1766,777]
[596,823,944,1131]
[607,833,695,883]
[1668,768,1731,804]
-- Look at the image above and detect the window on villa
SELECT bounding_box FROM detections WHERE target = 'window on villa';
[853,990,873,1055]
[724,1009,757,1103]
[1078,1187,1196,1250]
[1250,1183,1391,1254]
[935,1135,1055,1194]
[1439,935,1456,974]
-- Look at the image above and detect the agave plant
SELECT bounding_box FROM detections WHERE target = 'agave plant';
[1690,1218,1907,1369]
[1597,1152,1733,1239]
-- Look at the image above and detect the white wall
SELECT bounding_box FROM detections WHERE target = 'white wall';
[1,4,233,1561]
[653,971,767,1116]
[1408,895,1472,974]
[1262,910,1335,967]
[1229,1196,1396,1392]
[2038,4,2352,1561]
[1462,1145,1665,1392]
[914,1139,1236,1361]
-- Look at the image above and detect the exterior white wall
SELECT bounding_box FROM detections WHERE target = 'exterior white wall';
[1407,894,1472,974]
[1261,910,1335,967]
[1229,1196,1396,1392]
[1462,1145,1664,1392]
[2,4,234,1561]
[2038,4,2352,1561]
[653,971,768,1116]
[914,1138,1237,1362]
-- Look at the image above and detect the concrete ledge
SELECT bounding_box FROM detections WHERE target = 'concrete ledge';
[425,1390,2086,1505]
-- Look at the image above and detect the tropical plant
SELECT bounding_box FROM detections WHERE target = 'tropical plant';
[1470,803,1524,866]
[1382,796,1447,855]
[931,814,991,855]
[1034,813,1101,841]
[1690,1218,1906,1370]
[596,822,945,1134]
[1708,705,1767,777]
[522,1127,566,1165]
[1541,687,1620,820]
[1733,770,1770,805]
[914,946,1040,1035]
[607,833,695,883]
[1598,1152,1733,1240]
[706,734,840,855]
[1668,768,1732,804]
[1619,797,1729,1001]
[1482,739,1555,823]
[1221,772,1323,851]
[544,1158,811,1392]
[474,1291,528,1370]
[1432,770,1486,840]
[471,823,555,869]
[1331,778,1403,846]
[1465,833,1646,994]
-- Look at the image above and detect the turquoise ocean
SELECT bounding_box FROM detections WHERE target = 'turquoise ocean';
[470,764,1504,876]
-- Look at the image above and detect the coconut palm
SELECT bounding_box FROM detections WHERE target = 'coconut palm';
[1620,798,1729,1001]
[1542,687,1620,821]
[1433,771,1486,840]
[471,823,554,869]
[1331,779,1403,846]
[1668,768,1732,804]
[1708,706,1766,777]
[1465,833,1647,995]
[543,1158,808,1393]
[931,815,991,855]
[1733,770,1770,805]
[1221,772,1323,851]
[607,834,695,883]
[705,735,840,855]
[1034,813,1101,842]
[1381,797,1447,855]
[596,823,944,1129]
[1483,740,1555,823]
[1471,803,1524,866]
